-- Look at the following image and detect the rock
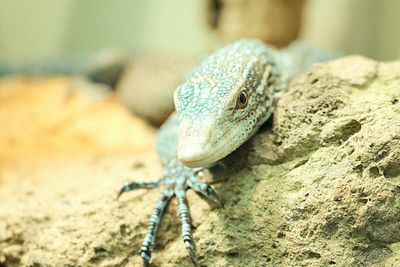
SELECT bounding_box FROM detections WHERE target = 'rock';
[80,49,129,89]
[0,77,156,267]
[219,56,400,266]
[116,53,195,126]
[0,76,155,167]
[1,56,400,267]
[205,0,305,48]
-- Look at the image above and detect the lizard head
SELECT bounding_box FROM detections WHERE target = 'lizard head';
[174,39,285,168]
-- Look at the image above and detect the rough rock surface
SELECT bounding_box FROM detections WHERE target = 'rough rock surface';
[1,56,400,267]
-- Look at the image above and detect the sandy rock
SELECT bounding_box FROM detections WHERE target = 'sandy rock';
[0,77,154,167]
[220,56,400,266]
[1,56,400,267]
[116,53,194,126]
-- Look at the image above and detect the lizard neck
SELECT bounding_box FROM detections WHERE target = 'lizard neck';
[265,51,293,110]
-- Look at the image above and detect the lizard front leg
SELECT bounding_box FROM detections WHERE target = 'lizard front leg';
[118,163,222,266]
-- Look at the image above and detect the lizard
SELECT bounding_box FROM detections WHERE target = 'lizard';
[117,39,335,266]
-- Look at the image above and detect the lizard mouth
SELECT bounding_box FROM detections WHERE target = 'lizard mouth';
[180,157,208,168]
[178,144,215,168]
[178,131,237,168]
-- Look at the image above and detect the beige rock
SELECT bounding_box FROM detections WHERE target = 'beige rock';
[205,0,305,48]
[116,53,195,126]
[1,56,400,266]
[0,77,154,167]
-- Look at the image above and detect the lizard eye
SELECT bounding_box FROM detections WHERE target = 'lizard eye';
[236,90,248,109]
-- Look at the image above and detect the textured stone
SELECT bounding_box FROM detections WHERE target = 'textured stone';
[1,56,400,267]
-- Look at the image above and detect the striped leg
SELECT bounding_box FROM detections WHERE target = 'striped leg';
[175,187,200,267]
[117,164,223,265]
[188,177,224,208]
[117,179,162,199]
[141,188,174,266]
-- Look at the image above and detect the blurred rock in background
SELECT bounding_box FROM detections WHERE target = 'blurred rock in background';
[81,49,129,89]
[116,53,195,126]
[1,0,400,125]
[1,0,400,64]
[205,0,305,48]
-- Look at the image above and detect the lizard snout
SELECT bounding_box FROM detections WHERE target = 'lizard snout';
[178,120,213,168]
[178,145,209,168]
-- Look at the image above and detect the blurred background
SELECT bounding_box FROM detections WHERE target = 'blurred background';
[1,0,400,66]
[2,0,400,127]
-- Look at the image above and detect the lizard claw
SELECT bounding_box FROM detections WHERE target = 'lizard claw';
[188,178,224,208]
[141,251,151,267]
[116,181,130,200]
[206,186,225,209]
[116,179,162,200]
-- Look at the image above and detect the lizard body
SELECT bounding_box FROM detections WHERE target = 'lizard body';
[118,39,332,266]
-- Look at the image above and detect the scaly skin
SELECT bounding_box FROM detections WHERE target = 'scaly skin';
[118,39,329,266]
[174,40,292,167]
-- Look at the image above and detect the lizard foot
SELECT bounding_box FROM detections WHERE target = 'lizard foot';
[118,164,223,266]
